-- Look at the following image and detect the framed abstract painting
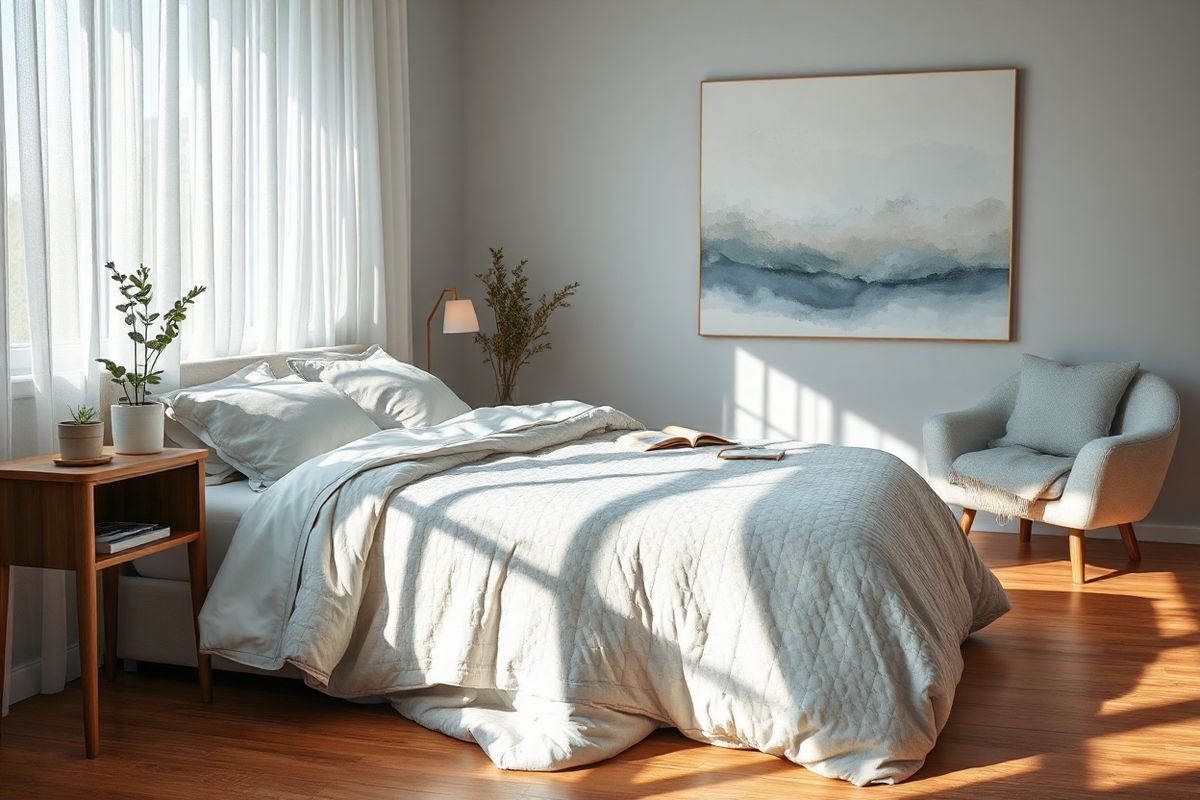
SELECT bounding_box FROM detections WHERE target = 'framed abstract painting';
[699,68,1017,340]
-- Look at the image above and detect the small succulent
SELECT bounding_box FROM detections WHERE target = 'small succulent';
[67,405,99,425]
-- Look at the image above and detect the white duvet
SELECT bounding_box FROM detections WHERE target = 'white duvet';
[200,402,1009,786]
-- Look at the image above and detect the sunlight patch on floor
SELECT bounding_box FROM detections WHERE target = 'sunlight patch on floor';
[1097,649,1200,722]
[1098,589,1199,719]
[943,753,1046,789]
[1086,713,1200,792]
[1160,571,1200,638]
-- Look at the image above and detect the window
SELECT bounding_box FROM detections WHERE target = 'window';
[1,0,28,358]
[1,1,395,380]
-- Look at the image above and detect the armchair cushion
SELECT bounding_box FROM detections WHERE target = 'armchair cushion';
[992,354,1140,457]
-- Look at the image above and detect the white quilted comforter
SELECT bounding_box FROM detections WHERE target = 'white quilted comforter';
[200,402,1009,786]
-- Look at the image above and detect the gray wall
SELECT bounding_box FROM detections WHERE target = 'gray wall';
[455,0,1199,533]
[409,0,468,396]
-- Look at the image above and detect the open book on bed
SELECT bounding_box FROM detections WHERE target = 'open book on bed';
[617,425,736,452]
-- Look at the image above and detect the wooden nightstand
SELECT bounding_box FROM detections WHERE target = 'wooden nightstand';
[0,447,212,757]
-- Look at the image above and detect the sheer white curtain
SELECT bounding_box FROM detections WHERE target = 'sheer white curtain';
[0,20,10,714]
[0,0,409,712]
[174,0,408,357]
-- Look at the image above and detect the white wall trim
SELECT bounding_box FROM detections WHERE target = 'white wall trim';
[965,509,1199,544]
[1,645,82,715]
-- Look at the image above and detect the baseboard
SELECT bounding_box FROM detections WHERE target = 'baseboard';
[966,510,1200,544]
[3,644,82,713]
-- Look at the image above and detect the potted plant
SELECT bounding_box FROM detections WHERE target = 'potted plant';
[96,262,206,454]
[474,247,579,404]
[58,405,105,462]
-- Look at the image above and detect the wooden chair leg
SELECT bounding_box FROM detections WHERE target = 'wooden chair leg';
[959,508,977,536]
[1068,528,1086,585]
[1118,523,1142,562]
[1019,518,1032,542]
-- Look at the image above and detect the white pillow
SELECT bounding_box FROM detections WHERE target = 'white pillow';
[159,360,276,483]
[287,349,470,429]
[166,379,380,491]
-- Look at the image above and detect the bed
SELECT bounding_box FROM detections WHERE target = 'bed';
[114,347,1010,786]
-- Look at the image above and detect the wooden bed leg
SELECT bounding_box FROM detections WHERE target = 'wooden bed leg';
[1019,518,1032,543]
[958,508,977,536]
[1068,529,1086,585]
[1118,523,1142,562]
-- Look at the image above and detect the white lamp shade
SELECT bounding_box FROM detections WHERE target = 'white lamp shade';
[443,298,479,334]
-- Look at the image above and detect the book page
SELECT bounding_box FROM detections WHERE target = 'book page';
[661,425,736,447]
[616,430,685,451]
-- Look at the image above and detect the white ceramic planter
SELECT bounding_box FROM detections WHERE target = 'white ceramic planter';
[111,402,165,454]
[57,422,105,461]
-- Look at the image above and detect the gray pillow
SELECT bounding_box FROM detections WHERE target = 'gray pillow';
[992,354,1139,457]
[160,360,277,483]
[287,349,470,429]
[167,379,380,491]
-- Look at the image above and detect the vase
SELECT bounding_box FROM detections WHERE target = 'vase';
[111,402,165,454]
[496,381,518,406]
[57,422,105,461]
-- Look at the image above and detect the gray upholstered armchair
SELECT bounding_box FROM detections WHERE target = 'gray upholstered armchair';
[924,370,1180,583]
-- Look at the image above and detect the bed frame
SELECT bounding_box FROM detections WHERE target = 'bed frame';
[110,344,370,675]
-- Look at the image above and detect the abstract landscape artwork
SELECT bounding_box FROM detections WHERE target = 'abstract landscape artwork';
[699,69,1017,340]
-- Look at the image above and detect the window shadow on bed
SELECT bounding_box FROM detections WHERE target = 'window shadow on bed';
[378,457,773,707]
[368,444,1199,794]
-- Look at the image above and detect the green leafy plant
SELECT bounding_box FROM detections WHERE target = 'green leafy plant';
[66,405,99,425]
[474,247,578,404]
[96,262,206,405]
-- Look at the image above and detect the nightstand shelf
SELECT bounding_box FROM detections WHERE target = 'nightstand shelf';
[93,530,201,571]
[0,447,212,758]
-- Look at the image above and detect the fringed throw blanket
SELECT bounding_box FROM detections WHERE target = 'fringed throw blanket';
[949,445,1074,519]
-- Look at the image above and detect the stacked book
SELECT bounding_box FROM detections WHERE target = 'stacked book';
[95,521,171,554]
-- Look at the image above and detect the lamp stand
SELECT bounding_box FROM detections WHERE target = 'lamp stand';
[425,288,459,370]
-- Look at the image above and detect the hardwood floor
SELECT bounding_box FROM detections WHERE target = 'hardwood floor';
[2,531,1199,799]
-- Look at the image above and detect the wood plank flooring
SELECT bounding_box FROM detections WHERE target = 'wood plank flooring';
[2,531,1199,799]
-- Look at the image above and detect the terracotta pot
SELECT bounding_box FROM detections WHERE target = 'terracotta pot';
[58,421,105,461]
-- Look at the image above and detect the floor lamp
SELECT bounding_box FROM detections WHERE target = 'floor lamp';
[426,288,479,371]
